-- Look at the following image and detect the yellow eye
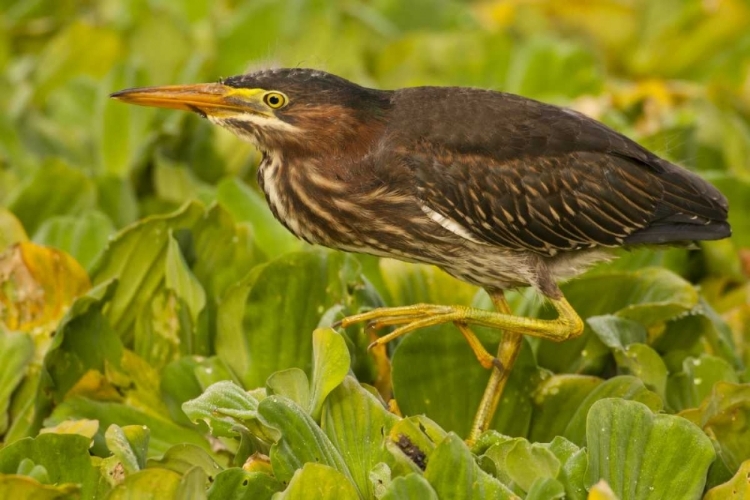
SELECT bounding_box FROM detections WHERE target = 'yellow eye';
[263,92,287,109]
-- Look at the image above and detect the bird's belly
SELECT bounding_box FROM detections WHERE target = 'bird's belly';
[380,241,614,291]
[429,246,541,289]
[440,245,614,290]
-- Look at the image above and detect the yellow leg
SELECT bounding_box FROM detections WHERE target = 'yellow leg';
[454,322,497,370]
[338,295,583,344]
[336,290,584,442]
[467,291,521,444]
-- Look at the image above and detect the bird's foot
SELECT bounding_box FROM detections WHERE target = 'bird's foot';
[335,296,585,444]
[335,297,585,367]
[336,304,498,369]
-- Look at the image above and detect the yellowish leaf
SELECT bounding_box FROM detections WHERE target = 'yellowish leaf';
[588,480,620,500]
[40,418,100,439]
[0,474,79,500]
[0,209,28,254]
[704,459,750,499]
[65,369,123,402]
[0,242,90,331]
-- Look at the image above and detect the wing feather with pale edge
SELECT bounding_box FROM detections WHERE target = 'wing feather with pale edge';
[387,87,729,253]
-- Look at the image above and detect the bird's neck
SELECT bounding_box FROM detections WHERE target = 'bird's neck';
[257,146,382,250]
[257,150,336,246]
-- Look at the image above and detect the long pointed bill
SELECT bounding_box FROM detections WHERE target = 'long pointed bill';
[110,83,264,116]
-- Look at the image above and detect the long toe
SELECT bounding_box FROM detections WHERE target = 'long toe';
[338,304,454,327]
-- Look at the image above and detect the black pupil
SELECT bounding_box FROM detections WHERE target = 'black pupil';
[269,95,280,105]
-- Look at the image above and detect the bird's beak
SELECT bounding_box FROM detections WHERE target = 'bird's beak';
[110,83,266,116]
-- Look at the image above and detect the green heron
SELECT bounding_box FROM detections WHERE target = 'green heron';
[112,68,730,443]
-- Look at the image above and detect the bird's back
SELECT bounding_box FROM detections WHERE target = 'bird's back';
[384,86,730,251]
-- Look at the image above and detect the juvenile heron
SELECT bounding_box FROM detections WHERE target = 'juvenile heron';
[112,68,730,442]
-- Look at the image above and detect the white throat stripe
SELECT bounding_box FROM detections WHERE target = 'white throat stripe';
[224,113,300,133]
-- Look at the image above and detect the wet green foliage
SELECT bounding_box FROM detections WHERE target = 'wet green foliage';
[1,1,750,498]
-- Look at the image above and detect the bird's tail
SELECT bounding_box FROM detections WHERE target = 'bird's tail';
[624,159,731,245]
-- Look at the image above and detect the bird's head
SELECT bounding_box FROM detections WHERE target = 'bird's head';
[111,68,392,156]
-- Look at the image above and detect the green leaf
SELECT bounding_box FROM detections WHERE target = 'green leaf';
[652,304,740,371]
[525,477,566,500]
[0,433,98,499]
[613,344,668,400]
[559,448,588,500]
[207,469,283,500]
[47,397,212,458]
[166,233,206,328]
[40,279,122,405]
[424,433,516,499]
[153,155,209,205]
[257,395,352,485]
[266,368,310,411]
[160,357,211,427]
[564,376,663,446]
[495,439,560,492]
[95,176,139,228]
[681,382,750,473]
[147,444,223,480]
[175,466,209,500]
[710,175,750,248]
[587,315,647,350]
[481,435,569,495]
[529,375,603,443]
[105,425,150,474]
[273,463,359,500]
[596,269,699,325]
[504,37,603,99]
[8,159,96,235]
[33,21,122,100]
[16,458,50,483]
[106,468,182,500]
[161,232,209,357]
[382,473,438,500]
[216,177,302,255]
[190,203,261,307]
[309,328,351,420]
[322,377,400,499]
[90,201,204,340]
[160,356,241,426]
[133,289,190,370]
[667,355,739,412]
[193,358,239,391]
[33,211,114,271]
[97,64,155,178]
[0,329,34,434]
[586,398,714,500]
[182,381,260,438]
[216,250,361,388]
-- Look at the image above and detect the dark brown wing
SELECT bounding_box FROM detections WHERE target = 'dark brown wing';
[386,86,730,253]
